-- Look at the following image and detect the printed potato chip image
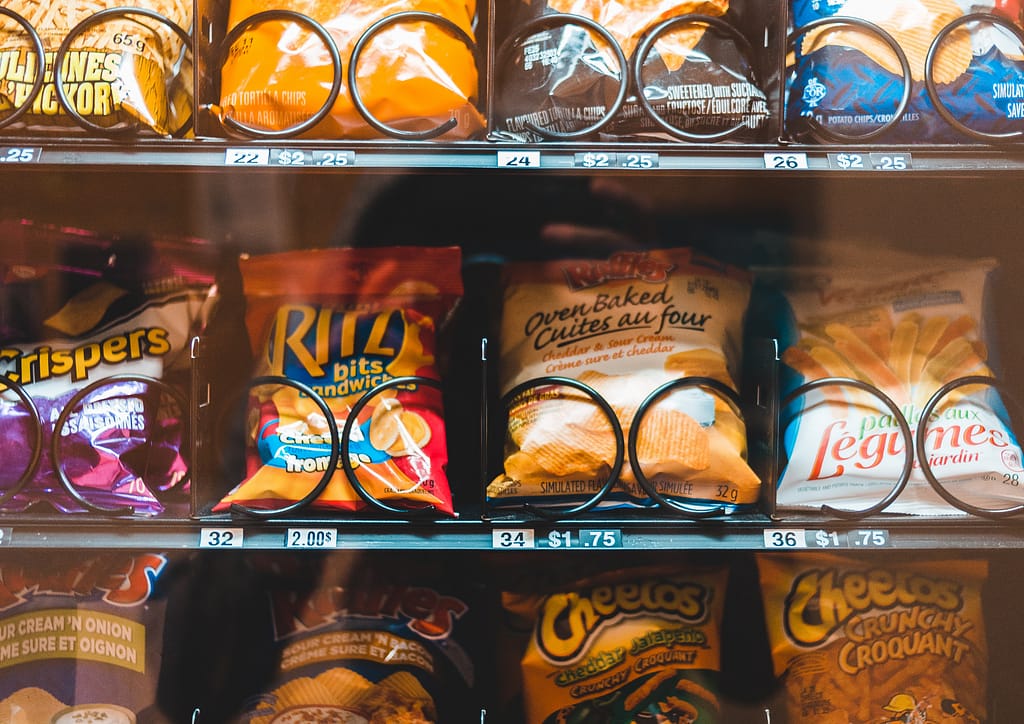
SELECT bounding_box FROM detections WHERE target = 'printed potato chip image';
[766,258,1024,515]
[488,248,761,512]
[0,687,64,723]
[757,554,988,724]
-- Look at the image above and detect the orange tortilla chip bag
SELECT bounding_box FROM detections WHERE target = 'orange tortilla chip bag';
[487,247,760,512]
[213,246,461,515]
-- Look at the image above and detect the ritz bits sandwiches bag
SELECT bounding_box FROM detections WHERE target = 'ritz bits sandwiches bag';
[0,0,193,135]
[0,221,218,515]
[758,554,988,723]
[487,248,761,512]
[235,553,478,723]
[762,257,1024,516]
[213,247,461,515]
[0,551,174,722]
[218,0,484,139]
[502,565,728,723]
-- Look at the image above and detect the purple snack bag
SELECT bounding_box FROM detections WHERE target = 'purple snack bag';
[0,221,217,515]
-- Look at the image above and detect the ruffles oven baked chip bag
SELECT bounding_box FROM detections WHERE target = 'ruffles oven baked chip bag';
[213,246,461,515]
[501,564,728,724]
[0,0,193,136]
[757,553,988,723]
[486,248,761,512]
[218,0,484,139]
[0,221,218,515]
[759,256,1024,516]
[787,0,1024,142]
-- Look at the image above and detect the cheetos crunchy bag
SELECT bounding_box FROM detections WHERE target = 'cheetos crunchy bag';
[502,564,728,723]
[487,248,760,512]
[757,553,989,723]
[213,247,461,515]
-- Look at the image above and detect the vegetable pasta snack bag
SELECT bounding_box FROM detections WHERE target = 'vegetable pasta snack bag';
[494,0,770,141]
[0,0,193,136]
[757,553,988,723]
[764,258,1024,516]
[0,550,174,721]
[502,565,728,723]
[213,247,461,515]
[487,248,760,512]
[218,0,484,139]
[787,0,1024,142]
[235,553,478,723]
[0,221,218,515]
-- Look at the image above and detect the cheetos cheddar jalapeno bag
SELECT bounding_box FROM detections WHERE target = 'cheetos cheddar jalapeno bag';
[213,247,461,515]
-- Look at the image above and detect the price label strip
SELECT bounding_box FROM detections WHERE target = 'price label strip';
[829,152,912,171]
[286,528,338,549]
[491,529,535,549]
[0,147,40,164]
[764,529,891,549]
[199,528,245,548]
[574,152,660,169]
[539,529,623,549]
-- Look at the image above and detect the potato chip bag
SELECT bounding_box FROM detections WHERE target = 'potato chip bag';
[502,564,727,723]
[0,551,174,721]
[757,553,988,723]
[487,247,760,512]
[0,0,192,136]
[0,221,218,515]
[213,247,460,515]
[788,0,1024,142]
[218,0,484,139]
[234,552,479,723]
[761,257,1024,516]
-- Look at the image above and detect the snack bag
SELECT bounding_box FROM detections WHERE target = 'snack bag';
[764,257,1024,516]
[213,247,461,515]
[787,0,1024,142]
[235,552,479,723]
[0,0,193,136]
[757,553,989,723]
[494,0,770,141]
[502,564,728,723]
[487,248,761,512]
[0,551,174,721]
[0,221,218,515]
[218,0,484,139]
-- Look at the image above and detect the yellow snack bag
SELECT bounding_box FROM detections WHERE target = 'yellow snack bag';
[487,247,760,512]
[502,565,728,723]
[757,553,988,723]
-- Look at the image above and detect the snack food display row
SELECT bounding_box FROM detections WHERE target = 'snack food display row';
[0,0,1023,143]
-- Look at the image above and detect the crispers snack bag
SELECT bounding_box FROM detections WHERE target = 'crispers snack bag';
[758,553,988,723]
[213,247,461,515]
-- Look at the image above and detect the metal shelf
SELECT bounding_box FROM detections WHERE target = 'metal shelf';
[2,138,1024,174]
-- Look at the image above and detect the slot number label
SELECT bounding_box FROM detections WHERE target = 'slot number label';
[491,529,535,549]
[0,147,39,163]
[497,150,541,168]
[763,529,808,549]
[225,148,270,166]
[543,529,623,549]
[286,528,337,549]
[200,528,244,548]
[763,152,808,170]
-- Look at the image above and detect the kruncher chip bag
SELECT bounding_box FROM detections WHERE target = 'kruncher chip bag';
[213,247,461,515]
[487,248,760,512]
[787,0,1024,142]
[218,0,484,139]
[235,553,478,723]
[757,553,988,723]
[502,565,727,723]
[494,0,770,141]
[0,551,174,722]
[0,0,193,136]
[761,257,1024,516]
[0,221,218,515]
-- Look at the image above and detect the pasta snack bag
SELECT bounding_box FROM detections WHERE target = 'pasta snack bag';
[757,553,988,723]
[487,247,760,511]
[219,0,484,139]
[764,258,1024,515]
[214,247,461,515]
[502,565,728,723]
